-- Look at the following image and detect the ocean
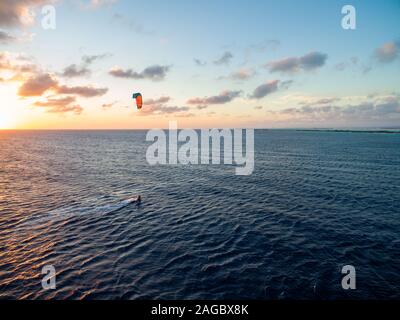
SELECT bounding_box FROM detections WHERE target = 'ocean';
[0,130,399,299]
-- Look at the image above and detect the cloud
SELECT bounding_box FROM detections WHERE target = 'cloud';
[194,59,206,66]
[247,39,281,53]
[0,0,50,28]
[0,30,33,44]
[312,97,340,105]
[144,96,171,105]
[0,30,16,43]
[375,41,399,63]
[111,13,154,35]
[267,51,328,73]
[137,96,191,116]
[313,97,339,105]
[361,65,372,74]
[47,104,83,114]
[32,96,83,114]
[276,96,400,121]
[0,52,11,69]
[214,51,233,65]
[334,57,359,71]
[109,65,170,81]
[60,53,110,78]
[280,80,294,90]
[140,105,191,116]
[299,52,327,70]
[228,68,255,81]
[82,53,110,64]
[158,106,190,114]
[268,57,298,73]
[0,51,37,75]
[61,64,91,78]
[187,90,241,106]
[33,95,75,107]
[85,0,117,9]
[334,62,347,71]
[334,56,373,75]
[250,80,279,99]
[218,69,255,81]
[56,85,108,97]
[17,71,108,97]
[18,73,58,96]
[101,101,117,109]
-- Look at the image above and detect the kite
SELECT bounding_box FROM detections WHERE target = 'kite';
[132,93,143,109]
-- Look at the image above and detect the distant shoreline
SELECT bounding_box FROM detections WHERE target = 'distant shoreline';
[1,128,400,133]
[296,129,400,134]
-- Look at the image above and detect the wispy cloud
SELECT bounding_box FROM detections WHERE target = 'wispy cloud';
[56,85,108,97]
[139,105,191,116]
[0,51,37,77]
[267,51,328,73]
[109,65,170,81]
[194,58,206,66]
[0,30,34,44]
[187,90,241,107]
[335,56,357,70]
[60,53,110,78]
[270,95,400,123]
[250,80,279,99]
[247,39,281,53]
[137,96,192,116]
[375,41,399,63]
[221,68,256,81]
[0,30,16,43]
[214,51,233,65]
[111,13,154,35]
[280,80,294,90]
[61,64,91,78]
[33,96,83,115]
[83,0,118,9]
[82,53,111,64]
[144,96,171,105]
[299,97,339,105]
[101,101,117,109]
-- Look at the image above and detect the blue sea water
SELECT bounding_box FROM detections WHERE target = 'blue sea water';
[0,130,399,299]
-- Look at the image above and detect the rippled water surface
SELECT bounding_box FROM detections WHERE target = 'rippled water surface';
[0,130,399,299]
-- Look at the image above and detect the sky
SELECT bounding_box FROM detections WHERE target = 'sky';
[0,0,399,129]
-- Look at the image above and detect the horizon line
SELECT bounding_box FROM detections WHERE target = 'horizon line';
[1,127,399,131]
